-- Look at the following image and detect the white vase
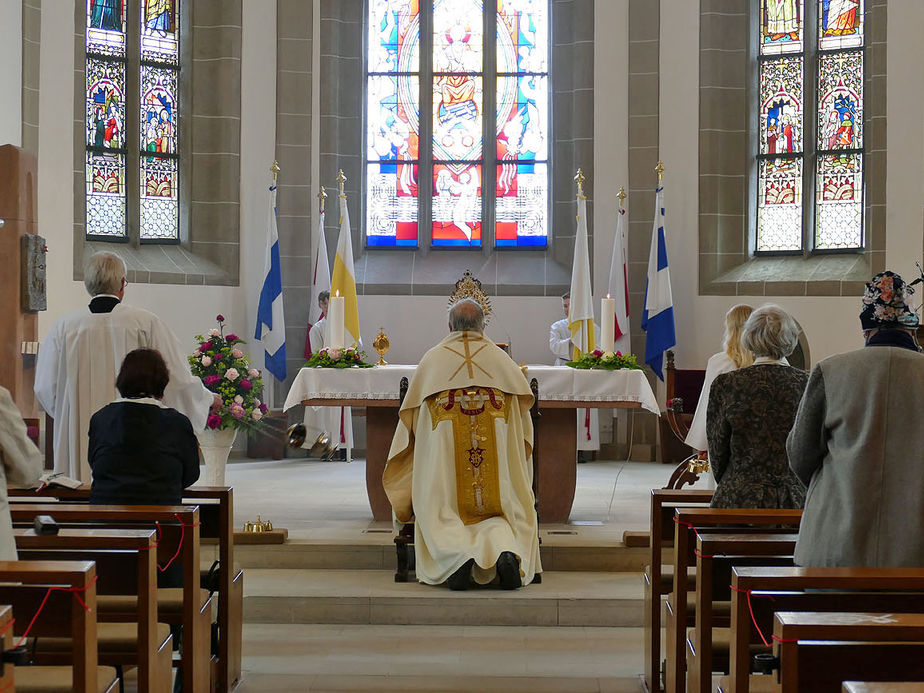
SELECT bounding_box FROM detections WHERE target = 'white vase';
[197,428,238,486]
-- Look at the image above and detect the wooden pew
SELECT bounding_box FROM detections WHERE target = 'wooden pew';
[0,605,13,691]
[8,505,210,693]
[0,560,118,693]
[666,508,802,693]
[774,612,924,692]
[686,533,798,693]
[644,489,714,693]
[726,567,924,693]
[14,528,171,693]
[9,484,243,691]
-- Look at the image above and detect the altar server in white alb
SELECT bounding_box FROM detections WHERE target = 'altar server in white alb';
[35,252,217,481]
[384,299,541,590]
[549,293,600,454]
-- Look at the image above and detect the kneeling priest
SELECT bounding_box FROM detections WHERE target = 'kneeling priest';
[383,299,541,590]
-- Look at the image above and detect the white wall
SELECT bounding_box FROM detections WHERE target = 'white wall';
[0,1,23,148]
[36,0,276,360]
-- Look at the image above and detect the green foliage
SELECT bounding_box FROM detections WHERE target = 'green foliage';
[304,344,374,369]
[565,349,643,371]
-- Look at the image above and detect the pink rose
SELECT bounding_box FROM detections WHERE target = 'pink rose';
[209,328,220,337]
[230,404,245,419]
[252,410,263,421]
[231,348,244,358]
[616,351,622,357]
[226,333,238,342]
[592,349,603,357]
[200,340,213,352]
[206,414,222,430]
[234,395,244,404]
[224,368,240,381]
[203,375,221,387]
[248,368,260,378]
[254,398,261,407]
[214,353,223,361]
[259,403,268,414]
[216,314,225,322]
[240,379,252,390]
[201,356,212,367]
[329,348,342,360]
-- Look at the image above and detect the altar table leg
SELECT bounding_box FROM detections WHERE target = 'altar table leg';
[366,406,399,521]
[535,407,577,523]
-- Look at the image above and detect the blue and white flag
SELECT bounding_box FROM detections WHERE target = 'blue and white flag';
[640,185,675,380]
[254,183,287,381]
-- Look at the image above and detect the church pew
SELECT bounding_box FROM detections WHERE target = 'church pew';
[644,489,714,693]
[8,505,210,693]
[685,533,798,693]
[726,567,924,693]
[13,528,172,693]
[774,612,924,692]
[0,560,118,693]
[0,605,13,690]
[666,508,802,693]
[9,484,244,691]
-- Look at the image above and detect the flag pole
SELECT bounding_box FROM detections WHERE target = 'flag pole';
[337,169,347,198]
[574,168,585,199]
[655,160,664,184]
[318,184,327,213]
[618,186,626,209]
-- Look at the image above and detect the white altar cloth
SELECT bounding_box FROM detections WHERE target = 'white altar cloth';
[283,364,660,415]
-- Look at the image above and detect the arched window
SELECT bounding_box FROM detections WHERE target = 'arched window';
[756,0,864,252]
[365,0,550,249]
[85,0,181,242]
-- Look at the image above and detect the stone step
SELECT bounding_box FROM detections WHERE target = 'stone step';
[243,569,644,627]
[229,539,648,573]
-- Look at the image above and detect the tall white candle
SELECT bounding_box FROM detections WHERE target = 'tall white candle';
[601,294,616,356]
[328,291,346,349]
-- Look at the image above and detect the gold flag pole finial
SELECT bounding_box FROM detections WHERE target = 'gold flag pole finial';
[318,185,327,213]
[617,186,627,209]
[655,160,664,184]
[574,168,585,198]
[337,169,347,198]
[271,160,280,184]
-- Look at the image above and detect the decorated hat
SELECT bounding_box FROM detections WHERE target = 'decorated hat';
[860,271,920,331]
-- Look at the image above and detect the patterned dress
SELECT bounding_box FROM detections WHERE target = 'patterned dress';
[706,364,808,509]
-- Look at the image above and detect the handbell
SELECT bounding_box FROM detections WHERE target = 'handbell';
[286,423,307,448]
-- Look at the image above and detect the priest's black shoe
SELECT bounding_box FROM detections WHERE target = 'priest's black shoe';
[495,551,521,590]
[447,558,474,591]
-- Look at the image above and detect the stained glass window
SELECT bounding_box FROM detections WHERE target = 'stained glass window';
[754,0,864,253]
[364,0,550,249]
[85,0,181,242]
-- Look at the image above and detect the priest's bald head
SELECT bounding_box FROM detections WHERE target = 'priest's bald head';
[85,252,128,300]
[448,298,484,334]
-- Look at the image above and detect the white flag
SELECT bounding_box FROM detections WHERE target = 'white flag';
[309,202,331,326]
[607,205,630,355]
[568,194,596,357]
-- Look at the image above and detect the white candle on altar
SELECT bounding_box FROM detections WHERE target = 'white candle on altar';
[328,291,346,349]
[601,294,616,356]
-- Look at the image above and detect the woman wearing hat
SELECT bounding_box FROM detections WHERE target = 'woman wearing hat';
[787,271,924,568]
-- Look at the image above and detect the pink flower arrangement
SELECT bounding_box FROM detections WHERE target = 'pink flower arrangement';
[189,315,265,432]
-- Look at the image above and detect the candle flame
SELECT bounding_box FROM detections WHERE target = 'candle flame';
[606,293,611,299]
[335,290,340,297]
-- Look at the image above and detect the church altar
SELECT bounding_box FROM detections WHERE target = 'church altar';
[283,364,659,522]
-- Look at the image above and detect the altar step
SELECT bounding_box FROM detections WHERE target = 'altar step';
[243,569,644,627]
[231,538,648,573]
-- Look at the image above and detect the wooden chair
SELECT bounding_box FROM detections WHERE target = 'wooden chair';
[725,566,924,693]
[9,505,211,693]
[661,350,706,464]
[8,484,244,692]
[774,612,924,693]
[14,528,172,693]
[0,560,118,693]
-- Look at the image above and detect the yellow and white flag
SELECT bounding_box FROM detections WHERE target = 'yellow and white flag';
[568,194,596,358]
[331,191,361,347]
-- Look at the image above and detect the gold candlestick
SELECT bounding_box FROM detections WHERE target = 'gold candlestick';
[373,327,390,366]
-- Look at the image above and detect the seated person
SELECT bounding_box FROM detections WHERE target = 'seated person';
[707,304,808,509]
[788,271,924,567]
[89,348,200,507]
[383,298,541,590]
[0,385,44,560]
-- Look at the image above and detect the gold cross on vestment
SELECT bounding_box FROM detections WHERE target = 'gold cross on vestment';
[443,332,492,380]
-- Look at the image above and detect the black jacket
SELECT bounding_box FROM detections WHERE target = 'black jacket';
[88,400,200,506]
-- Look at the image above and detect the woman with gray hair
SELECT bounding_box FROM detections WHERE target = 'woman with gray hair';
[705,305,809,509]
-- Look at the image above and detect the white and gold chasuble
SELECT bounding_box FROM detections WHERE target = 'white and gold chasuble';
[384,331,541,586]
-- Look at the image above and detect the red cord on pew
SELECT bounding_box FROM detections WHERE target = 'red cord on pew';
[729,585,798,646]
[14,575,99,648]
[672,517,715,558]
[139,513,202,572]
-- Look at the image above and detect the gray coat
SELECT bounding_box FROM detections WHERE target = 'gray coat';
[787,345,924,567]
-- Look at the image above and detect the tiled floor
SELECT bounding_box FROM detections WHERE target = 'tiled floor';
[205,457,685,692]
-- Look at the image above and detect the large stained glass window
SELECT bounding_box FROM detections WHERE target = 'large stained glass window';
[755,0,864,253]
[365,0,550,249]
[85,0,181,242]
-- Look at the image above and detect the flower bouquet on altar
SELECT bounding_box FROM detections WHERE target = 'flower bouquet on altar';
[305,344,374,369]
[189,315,268,432]
[566,349,643,371]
